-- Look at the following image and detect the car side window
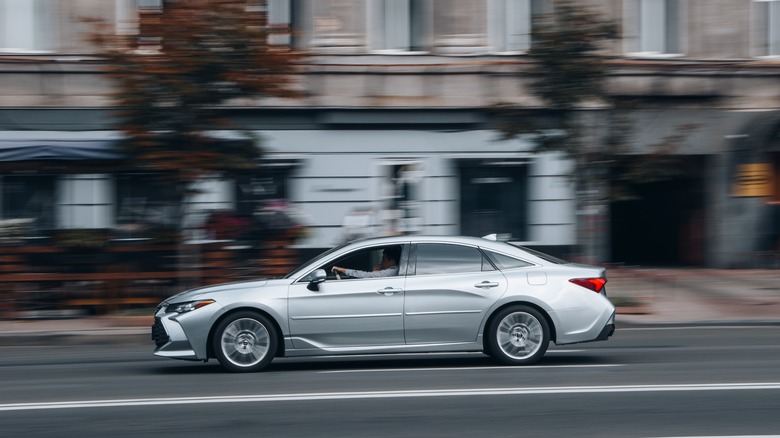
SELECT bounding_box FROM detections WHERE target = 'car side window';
[483,250,534,270]
[314,245,403,280]
[414,243,494,275]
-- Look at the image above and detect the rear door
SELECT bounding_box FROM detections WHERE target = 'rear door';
[403,242,507,344]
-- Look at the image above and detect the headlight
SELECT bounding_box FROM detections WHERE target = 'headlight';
[168,299,216,314]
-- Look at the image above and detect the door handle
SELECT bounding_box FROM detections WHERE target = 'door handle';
[377,287,403,295]
[475,281,499,289]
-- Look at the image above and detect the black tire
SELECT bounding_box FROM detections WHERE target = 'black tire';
[212,311,278,373]
[486,305,550,365]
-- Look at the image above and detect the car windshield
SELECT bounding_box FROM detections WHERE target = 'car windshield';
[282,242,351,279]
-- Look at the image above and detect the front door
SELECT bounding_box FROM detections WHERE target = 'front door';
[288,244,407,349]
[288,277,406,349]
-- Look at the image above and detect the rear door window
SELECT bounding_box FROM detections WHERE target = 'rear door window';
[414,243,494,275]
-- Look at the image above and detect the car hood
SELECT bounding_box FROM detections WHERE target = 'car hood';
[162,278,270,305]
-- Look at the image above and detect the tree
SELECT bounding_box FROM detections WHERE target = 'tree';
[495,0,695,261]
[89,0,303,195]
[496,0,618,153]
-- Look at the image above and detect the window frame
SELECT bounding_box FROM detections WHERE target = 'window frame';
[488,0,533,54]
[409,242,497,277]
[307,0,368,53]
[295,243,409,282]
[56,174,114,230]
[367,0,413,52]
[625,0,686,58]
[0,174,57,234]
[432,0,489,54]
[0,0,57,54]
[753,0,780,57]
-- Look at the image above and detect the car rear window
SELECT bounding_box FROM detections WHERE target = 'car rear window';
[517,246,570,264]
[484,250,534,270]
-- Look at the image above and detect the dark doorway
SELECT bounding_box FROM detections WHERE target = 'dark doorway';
[459,160,528,240]
[610,156,707,266]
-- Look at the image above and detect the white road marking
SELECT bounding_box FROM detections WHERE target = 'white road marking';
[619,325,780,331]
[1,382,779,412]
[318,364,623,373]
[655,436,780,438]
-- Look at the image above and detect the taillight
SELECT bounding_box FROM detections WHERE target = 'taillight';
[569,277,607,293]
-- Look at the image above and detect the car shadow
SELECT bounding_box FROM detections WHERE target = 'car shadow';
[150,351,611,375]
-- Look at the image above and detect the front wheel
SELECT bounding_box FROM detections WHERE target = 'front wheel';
[486,305,550,365]
[212,311,278,373]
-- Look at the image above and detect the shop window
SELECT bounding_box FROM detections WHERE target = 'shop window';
[115,174,179,238]
[0,175,56,239]
[236,171,288,217]
[57,174,114,229]
[183,178,236,240]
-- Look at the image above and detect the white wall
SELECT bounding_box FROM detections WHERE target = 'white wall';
[258,129,576,248]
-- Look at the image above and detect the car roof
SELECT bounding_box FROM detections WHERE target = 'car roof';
[342,235,548,264]
[346,234,491,246]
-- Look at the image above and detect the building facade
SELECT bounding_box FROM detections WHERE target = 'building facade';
[0,0,779,268]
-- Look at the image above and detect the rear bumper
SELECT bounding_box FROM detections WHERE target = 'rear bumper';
[554,306,616,345]
[595,320,616,341]
[594,310,617,341]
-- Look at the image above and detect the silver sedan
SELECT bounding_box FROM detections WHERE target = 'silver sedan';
[152,235,616,372]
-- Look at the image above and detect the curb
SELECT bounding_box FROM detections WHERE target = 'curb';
[0,330,150,347]
[616,320,780,329]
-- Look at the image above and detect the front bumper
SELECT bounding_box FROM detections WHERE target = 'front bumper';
[152,316,200,360]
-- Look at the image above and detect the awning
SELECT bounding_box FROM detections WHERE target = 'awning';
[0,140,124,161]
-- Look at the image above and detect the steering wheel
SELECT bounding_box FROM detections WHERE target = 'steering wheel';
[331,267,341,280]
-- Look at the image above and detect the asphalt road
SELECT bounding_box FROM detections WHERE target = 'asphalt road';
[1,324,779,437]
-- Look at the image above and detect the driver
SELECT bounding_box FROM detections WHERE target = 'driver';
[332,246,401,278]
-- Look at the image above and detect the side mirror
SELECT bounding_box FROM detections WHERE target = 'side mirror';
[307,269,327,291]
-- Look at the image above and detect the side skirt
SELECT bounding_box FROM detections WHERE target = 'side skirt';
[282,336,485,357]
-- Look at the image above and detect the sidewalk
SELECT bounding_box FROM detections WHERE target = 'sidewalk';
[607,267,779,325]
[0,268,777,346]
[0,315,152,346]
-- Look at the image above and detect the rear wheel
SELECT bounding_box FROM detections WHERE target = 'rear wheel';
[487,305,550,365]
[212,311,277,373]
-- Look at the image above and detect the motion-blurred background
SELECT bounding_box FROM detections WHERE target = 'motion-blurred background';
[0,0,777,318]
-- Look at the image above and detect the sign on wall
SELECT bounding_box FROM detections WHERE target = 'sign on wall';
[732,163,774,197]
